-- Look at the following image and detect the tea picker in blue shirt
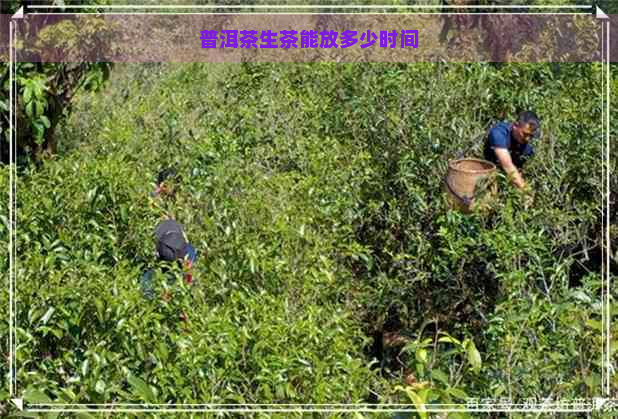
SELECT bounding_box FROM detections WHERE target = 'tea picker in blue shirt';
[483,111,540,190]
[140,219,198,299]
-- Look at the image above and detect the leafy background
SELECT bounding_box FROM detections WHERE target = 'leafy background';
[1,61,615,417]
[0,0,617,418]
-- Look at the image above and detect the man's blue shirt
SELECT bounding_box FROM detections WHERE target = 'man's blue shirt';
[483,122,534,168]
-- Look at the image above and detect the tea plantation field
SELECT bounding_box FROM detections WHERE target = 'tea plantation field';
[1,62,616,417]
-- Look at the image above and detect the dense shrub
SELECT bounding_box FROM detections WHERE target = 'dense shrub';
[1,61,615,417]
[0,0,113,163]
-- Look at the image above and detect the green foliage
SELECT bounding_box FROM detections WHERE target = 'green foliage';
[0,0,113,163]
[1,61,111,156]
[0,61,614,416]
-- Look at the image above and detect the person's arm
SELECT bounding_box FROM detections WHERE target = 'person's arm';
[494,148,526,189]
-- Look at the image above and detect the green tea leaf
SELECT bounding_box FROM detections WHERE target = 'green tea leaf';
[438,335,461,345]
[431,369,449,385]
[24,86,32,103]
[40,307,55,325]
[95,380,105,394]
[81,359,89,376]
[23,389,52,404]
[464,339,482,373]
[448,387,468,400]
[415,348,428,364]
[40,115,51,129]
[403,388,427,419]
[128,374,155,402]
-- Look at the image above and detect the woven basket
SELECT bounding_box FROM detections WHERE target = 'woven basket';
[445,158,497,213]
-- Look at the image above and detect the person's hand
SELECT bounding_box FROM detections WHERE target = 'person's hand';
[524,193,534,210]
[520,185,534,210]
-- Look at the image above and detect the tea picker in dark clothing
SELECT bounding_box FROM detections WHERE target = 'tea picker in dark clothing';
[483,111,540,190]
[155,219,197,266]
[140,219,198,299]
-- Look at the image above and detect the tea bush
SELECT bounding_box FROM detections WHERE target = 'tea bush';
[1,60,616,417]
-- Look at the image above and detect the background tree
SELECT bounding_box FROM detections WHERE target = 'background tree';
[0,0,113,163]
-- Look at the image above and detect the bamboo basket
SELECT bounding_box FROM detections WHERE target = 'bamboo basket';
[445,158,497,213]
